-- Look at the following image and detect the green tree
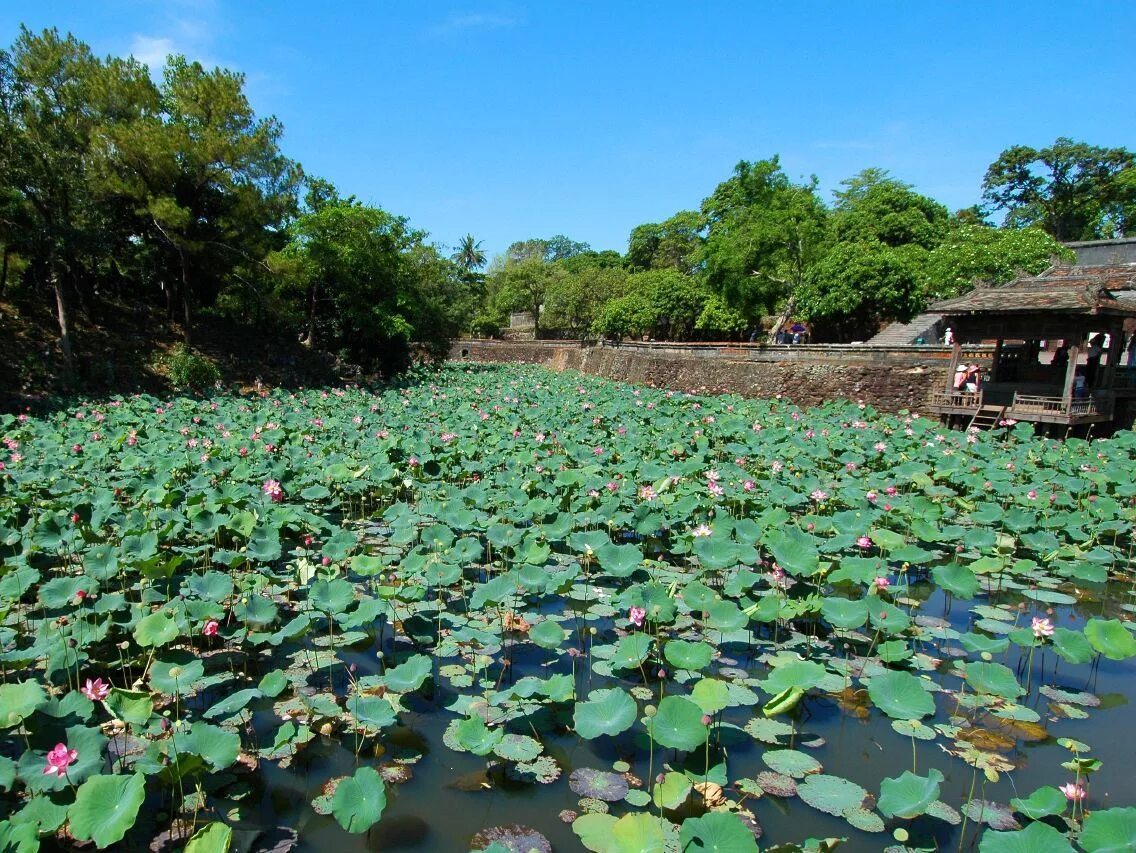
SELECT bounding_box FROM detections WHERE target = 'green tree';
[700,157,829,324]
[492,258,564,338]
[626,210,705,274]
[831,169,948,249]
[591,269,716,341]
[797,242,926,342]
[981,137,1136,240]
[504,235,591,265]
[274,199,462,373]
[451,233,486,276]
[923,224,1072,299]
[543,263,627,336]
[0,27,153,373]
[106,55,299,342]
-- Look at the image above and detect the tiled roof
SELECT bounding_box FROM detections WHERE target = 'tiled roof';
[1040,264,1136,290]
[932,280,1136,317]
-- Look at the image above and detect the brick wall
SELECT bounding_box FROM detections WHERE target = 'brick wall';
[450,340,991,412]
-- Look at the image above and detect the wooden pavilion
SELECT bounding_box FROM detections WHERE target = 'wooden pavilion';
[927,274,1136,430]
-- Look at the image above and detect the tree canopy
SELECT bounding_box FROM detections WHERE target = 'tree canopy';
[982,137,1136,241]
[0,26,471,383]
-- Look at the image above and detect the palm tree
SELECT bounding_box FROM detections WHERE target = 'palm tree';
[451,233,487,273]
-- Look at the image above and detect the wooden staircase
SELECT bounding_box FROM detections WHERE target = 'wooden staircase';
[967,404,1006,431]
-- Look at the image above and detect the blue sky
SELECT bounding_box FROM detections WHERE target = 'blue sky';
[7,2,1136,261]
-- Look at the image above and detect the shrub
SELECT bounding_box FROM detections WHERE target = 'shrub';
[161,344,221,391]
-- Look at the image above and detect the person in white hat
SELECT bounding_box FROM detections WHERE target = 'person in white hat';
[963,364,981,393]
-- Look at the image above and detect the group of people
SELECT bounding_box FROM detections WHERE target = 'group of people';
[952,363,982,393]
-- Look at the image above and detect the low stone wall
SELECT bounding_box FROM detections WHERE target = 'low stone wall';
[450,339,992,412]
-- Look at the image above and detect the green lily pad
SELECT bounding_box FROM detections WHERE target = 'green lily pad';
[1084,619,1136,660]
[762,749,822,779]
[878,768,943,819]
[0,681,46,728]
[679,812,759,852]
[328,766,387,833]
[68,771,146,848]
[867,670,935,720]
[664,639,714,670]
[646,696,709,752]
[976,820,1074,852]
[965,662,1025,699]
[574,689,637,740]
[529,620,567,650]
[454,715,503,756]
[1080,806,1136,852]
[797,774,868,817]
[1009,786,1066,820]
[652,771,692,809]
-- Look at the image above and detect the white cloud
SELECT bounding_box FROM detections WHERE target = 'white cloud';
[130,35,179,72]
[431,12,521,34]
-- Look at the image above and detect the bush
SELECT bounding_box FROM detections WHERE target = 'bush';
[161,344,221,391]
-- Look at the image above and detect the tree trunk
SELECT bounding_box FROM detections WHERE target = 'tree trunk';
[51,263,74,377]
[1,246,9,296]
[301,281,318,348]
[771,296,796,342]
[177,248,192,345]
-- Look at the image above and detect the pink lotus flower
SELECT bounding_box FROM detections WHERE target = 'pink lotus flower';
[873,576,891,590]
[810,489,828,503]
[202,620,219,637]
[866,490,878,503]
[1031,617,1054,639]
[628,606,646,628]
[1059,782,1086,801]
[43,743,78,777]
[692,524,712,537]
[1027,490,1038,500]
[262,479,283,502]
[80,677,109,701]
[857,536,873,548]
[743,480,755,492]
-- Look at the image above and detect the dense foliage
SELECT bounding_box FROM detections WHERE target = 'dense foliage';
[0,364,1134,850]
[0,27,471,382]
[1,22,1131,365]
[476,157,1086,343]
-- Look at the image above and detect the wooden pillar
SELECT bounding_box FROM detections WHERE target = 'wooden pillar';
[990,338,1003,383]
[946,341,962,391]
[1098,325,1124,416]
[1099,326,1123,389]
[1063,334,1084,406]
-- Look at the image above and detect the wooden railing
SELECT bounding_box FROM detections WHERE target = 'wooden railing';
[927,389,982,410]
[1010,392,1112,418]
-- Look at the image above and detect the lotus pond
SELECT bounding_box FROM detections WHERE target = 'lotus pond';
[1,363,1136,853]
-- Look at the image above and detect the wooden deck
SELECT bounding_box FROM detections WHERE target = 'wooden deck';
[927,389,1113,426]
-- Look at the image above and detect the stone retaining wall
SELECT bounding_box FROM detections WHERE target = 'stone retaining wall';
[450,340,992,412]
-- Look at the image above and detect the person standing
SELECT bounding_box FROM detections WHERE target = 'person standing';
[1085,334,1104,385]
